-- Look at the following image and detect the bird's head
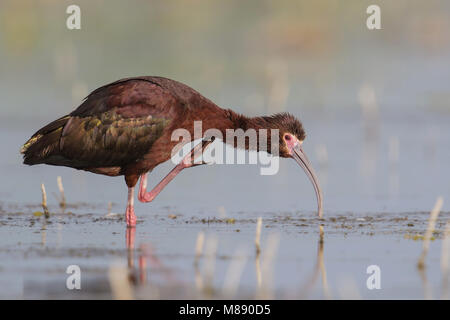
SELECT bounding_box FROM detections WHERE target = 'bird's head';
[264,113,323,217]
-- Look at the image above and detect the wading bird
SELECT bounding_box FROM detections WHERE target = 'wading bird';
[21,76,322,227]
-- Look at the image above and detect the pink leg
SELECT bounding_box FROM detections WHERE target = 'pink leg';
[125,187,137,227]
[138,140,212,203]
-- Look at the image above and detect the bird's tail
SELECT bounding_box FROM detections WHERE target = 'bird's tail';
[21,116,70,165]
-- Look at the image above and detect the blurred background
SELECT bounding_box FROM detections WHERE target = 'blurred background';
[0,0,449,300]
[0,0,449,215]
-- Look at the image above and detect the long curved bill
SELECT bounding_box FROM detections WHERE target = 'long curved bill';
[292,144,323,218]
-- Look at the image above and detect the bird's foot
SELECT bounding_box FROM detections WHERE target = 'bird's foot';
[126,205,137,227]
[181,156,210,168]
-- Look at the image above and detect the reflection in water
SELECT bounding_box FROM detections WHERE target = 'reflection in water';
[56,220,63,249]
[417,198,444,300]
[418,267,433,300]
[106,228,136,299]
[418,197,443,269]
[300,226,331,299]
[222,246,248,298]
[194,258,203,292]
[124,227,138,294]
[194,231,205,291]
[195,231,205,263]
[255,218,262,256]
[138,244,147,284]
[40,219,47,247]
[192,234,219,298]
[203,235,218,297]
[254,217,263,290]
[123,226,177,299]
[125,227,147,289]
[255,233,280,299]
[318,227,331,299]
[336,276,361,300]
[141,243,176,284]
[126,227,135,270]
[255,250,262,290]
[441,222,450,300]
[108,260,134,300]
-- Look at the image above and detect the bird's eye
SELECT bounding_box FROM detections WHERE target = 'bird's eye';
[284,135,291,141]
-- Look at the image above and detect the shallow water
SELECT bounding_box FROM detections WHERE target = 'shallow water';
[0,109,449,299]
[1,0,450,299]
[0,207,448,299]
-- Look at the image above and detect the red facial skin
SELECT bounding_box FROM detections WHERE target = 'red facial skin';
[283,133,302,156]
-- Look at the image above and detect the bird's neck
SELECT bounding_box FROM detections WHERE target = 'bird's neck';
[215,109,279,152]
[225,109,276,131]
[181,108,279,152]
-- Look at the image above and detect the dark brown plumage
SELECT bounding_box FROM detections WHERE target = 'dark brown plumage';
[21,76,321,227]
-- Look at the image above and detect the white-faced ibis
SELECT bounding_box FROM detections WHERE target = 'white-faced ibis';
[21,76,322,227]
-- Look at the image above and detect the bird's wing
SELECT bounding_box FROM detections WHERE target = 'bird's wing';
[22,79,181,168]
